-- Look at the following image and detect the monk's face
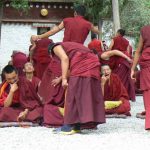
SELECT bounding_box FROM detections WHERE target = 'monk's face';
[101,65,111,78]
[5,71,18,84]
[24,62,34,73]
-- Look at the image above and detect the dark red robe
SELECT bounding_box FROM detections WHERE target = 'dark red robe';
[12,52,28,76]
[0,81,22,122]
[32,38,53,79]
[63,16,91,44]
[38,56,65,127]
[138,25,150,129]
[19,76,43,123]
[104,73,131,115]
[107,36,135,101]
[58,42,105,125]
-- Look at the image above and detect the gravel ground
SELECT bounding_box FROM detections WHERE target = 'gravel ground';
[0,96,149,150]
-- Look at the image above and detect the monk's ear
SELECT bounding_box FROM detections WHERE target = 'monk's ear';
[23,69,25,72]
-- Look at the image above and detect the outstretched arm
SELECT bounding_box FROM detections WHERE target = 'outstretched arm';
[31,21,64,41]
[101,49,132,63]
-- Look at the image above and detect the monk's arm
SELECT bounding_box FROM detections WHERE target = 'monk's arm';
[101,50,131,62]
[131,35,143,71]
[29,42,36,61]
[91,24,100,34]
[4,83,18,107]
[37,22,64,39]
[53,45,69,80]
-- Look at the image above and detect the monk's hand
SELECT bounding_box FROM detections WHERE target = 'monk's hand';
[126,57,133,63]
[62,78,68,89]
[10,83,18,93]
[31,35,39,42]
[51,77,62,87]
[17,109,29,122]
[101,75,108,85]
[131,69,136,80]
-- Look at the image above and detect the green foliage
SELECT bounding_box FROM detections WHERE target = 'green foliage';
[120,0,150,44]
[10,0,29,12]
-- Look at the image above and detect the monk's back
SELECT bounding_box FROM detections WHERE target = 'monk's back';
[112,36,129,52]
[141,25,150,50]
[63,16,91,44]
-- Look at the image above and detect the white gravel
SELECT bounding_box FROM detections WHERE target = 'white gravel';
[0,96,150,150]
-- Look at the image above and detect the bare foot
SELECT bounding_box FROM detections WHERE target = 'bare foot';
[17,110,28,122]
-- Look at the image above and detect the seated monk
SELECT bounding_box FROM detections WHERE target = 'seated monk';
[38,55,65,127]
[17,62,43,124]
[0,65,22,122]
[101,64,131,116]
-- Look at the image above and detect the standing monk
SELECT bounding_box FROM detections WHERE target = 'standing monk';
[131,25,150,130]
[108,29,135,101]
[29,38,53,79]
[31,5,99,44]
[49,42,105,135]
[101,65,131,116]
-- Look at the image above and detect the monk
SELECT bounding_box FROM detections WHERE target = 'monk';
[88,33,103,53]
[11,51,28,76]
[30,38,53,79]
[18,62,43,124]
[131,25,150,130]
[101,65,131,116]
[0,65,22,122]
[48,42,105,135]
[31,5,99,44]
[108,29,135,101]
[38,55,65,127]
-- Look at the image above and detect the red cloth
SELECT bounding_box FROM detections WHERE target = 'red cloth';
[32,38,53,79]
[104,73,130,115]
[61,42,100,80]
[0,81,20,107]
[12,52,28,76]
[112,35,129,52]
[63,16,91,44]
[19,76,43,122]
[38,56,65,126]
[88,39,103,52]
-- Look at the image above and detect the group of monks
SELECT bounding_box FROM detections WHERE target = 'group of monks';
[0,4,149,134]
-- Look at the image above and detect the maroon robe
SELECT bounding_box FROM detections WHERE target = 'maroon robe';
[12,52,28,76]
[0,81,22,122]
[38,56,65,126]
[19,76,43,123]
[57,42,105,125]
[63,16,91,44]
[106,36,135,101]
[138,25,150,129]
[104,73,131,115]
[32,38,53,79]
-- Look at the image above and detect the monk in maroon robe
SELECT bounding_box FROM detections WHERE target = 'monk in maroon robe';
[38,56,65,127]
[108,29,135,101]
[17,62,43,123]
[101,65,131,116]
[0,65,22,122]
[88,33,103,53]
[49,42,105,134]
[11,51,28,76]
[131,25,150,130]
[30,38,53,79]
[31,5,99,44]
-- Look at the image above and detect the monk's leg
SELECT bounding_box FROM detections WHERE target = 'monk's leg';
[105,100,131,116]
[143,90,150,130]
